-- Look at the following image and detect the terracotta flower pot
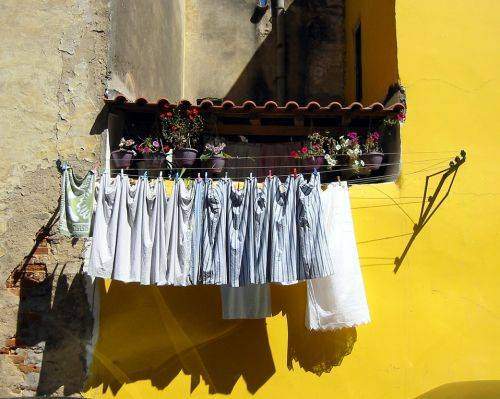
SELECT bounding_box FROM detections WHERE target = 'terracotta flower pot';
[204,156,225,174]
[361,152,384,171]
[173,148,198,167]
[303,155,325,171]
[111,149,134,169]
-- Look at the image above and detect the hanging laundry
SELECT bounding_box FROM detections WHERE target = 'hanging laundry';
[220,284,272,319]
[268,175,300,284]
[86,173,334,287]
[296,173,334,280]
[306,181,371,330]
[200,178,229,285]
[59,164,96,238]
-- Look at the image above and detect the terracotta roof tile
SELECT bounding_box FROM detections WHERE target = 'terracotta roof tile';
[104,96,405,115]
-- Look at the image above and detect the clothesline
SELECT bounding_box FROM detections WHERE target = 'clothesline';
[107,157,452,170]
[121,152,458,162]
[110,150,460,161]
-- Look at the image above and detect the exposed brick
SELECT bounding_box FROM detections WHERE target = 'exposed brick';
[8,354,26,364]
[33,245,50,255]
[4,338,16,348]
[17,364,39,374]
[0,347,10,354]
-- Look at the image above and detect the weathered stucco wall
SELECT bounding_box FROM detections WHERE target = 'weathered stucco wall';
[183,0,345,104]
[183,0,274,103]
[108,0,184,101]
[0,0,109,396]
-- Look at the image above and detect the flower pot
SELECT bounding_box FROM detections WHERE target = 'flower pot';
[361,152,384,171]
[111,149,134,169]
[303,155,325,171]
[203,156,225,174]
[173,148,198,167]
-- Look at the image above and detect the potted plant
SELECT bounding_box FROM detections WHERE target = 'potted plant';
[327,132,367,178]
[135,137,169,172]
[111,138,136,169]
[200,140,231,174]
[160,104,204,167]
[290,132,327,171]
[361,131,384,171]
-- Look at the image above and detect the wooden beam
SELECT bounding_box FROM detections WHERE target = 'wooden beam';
[213,124,313,136]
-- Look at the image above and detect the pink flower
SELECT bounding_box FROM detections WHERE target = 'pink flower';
[300,146,308,154]
[397,112,406,122]
[143,147,151,154]
[153,140,160,148]
[290,150,299,159]
[371,132,380,140]
[347,131,358,140]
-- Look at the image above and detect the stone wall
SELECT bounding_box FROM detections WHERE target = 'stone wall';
[0,0,109,396]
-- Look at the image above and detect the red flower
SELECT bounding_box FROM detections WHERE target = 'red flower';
[160,111,173,119]
[290,150,299,159]
[190,107,199,116]
[162,145,170,153]
[300,146,308,154]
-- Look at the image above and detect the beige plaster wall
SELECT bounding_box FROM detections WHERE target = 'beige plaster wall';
[108,0,184,101]
[0,0,109,396]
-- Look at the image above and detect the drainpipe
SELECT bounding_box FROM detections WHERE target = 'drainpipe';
[274,0,286,104]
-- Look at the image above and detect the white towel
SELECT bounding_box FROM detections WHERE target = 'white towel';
[306,182,370,330]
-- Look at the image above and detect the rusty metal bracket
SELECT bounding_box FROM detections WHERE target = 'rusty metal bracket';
[394,150,467,273]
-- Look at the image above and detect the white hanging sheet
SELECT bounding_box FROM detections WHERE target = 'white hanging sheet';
[306,182,371,330]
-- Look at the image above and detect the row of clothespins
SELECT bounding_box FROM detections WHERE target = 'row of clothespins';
[111,167,325,180]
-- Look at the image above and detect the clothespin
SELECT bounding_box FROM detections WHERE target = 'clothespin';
[159,171,163,178]
[313,168,317,176]
[268,169,272,178]
[225,171,228,180]
[120,168,124,176]
[293,168,297,178]
[337,175,341,185]
[204,171,208,180]
[143,170,148,180]
[197,172,201,182]
[175,171,179,181]
[250,172,253,179]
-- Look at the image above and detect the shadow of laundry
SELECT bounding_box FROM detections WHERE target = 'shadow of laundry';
[271,282,357,375]
[86,281,275,395]
[413,380,500,399]
[86,279,357,395]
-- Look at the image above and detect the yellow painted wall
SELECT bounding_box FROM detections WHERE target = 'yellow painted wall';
[345,0,399,103]
[86,1,500,398]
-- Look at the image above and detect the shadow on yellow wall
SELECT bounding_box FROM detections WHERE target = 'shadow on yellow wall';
[87,281,356,395]
[413,380,500,399]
